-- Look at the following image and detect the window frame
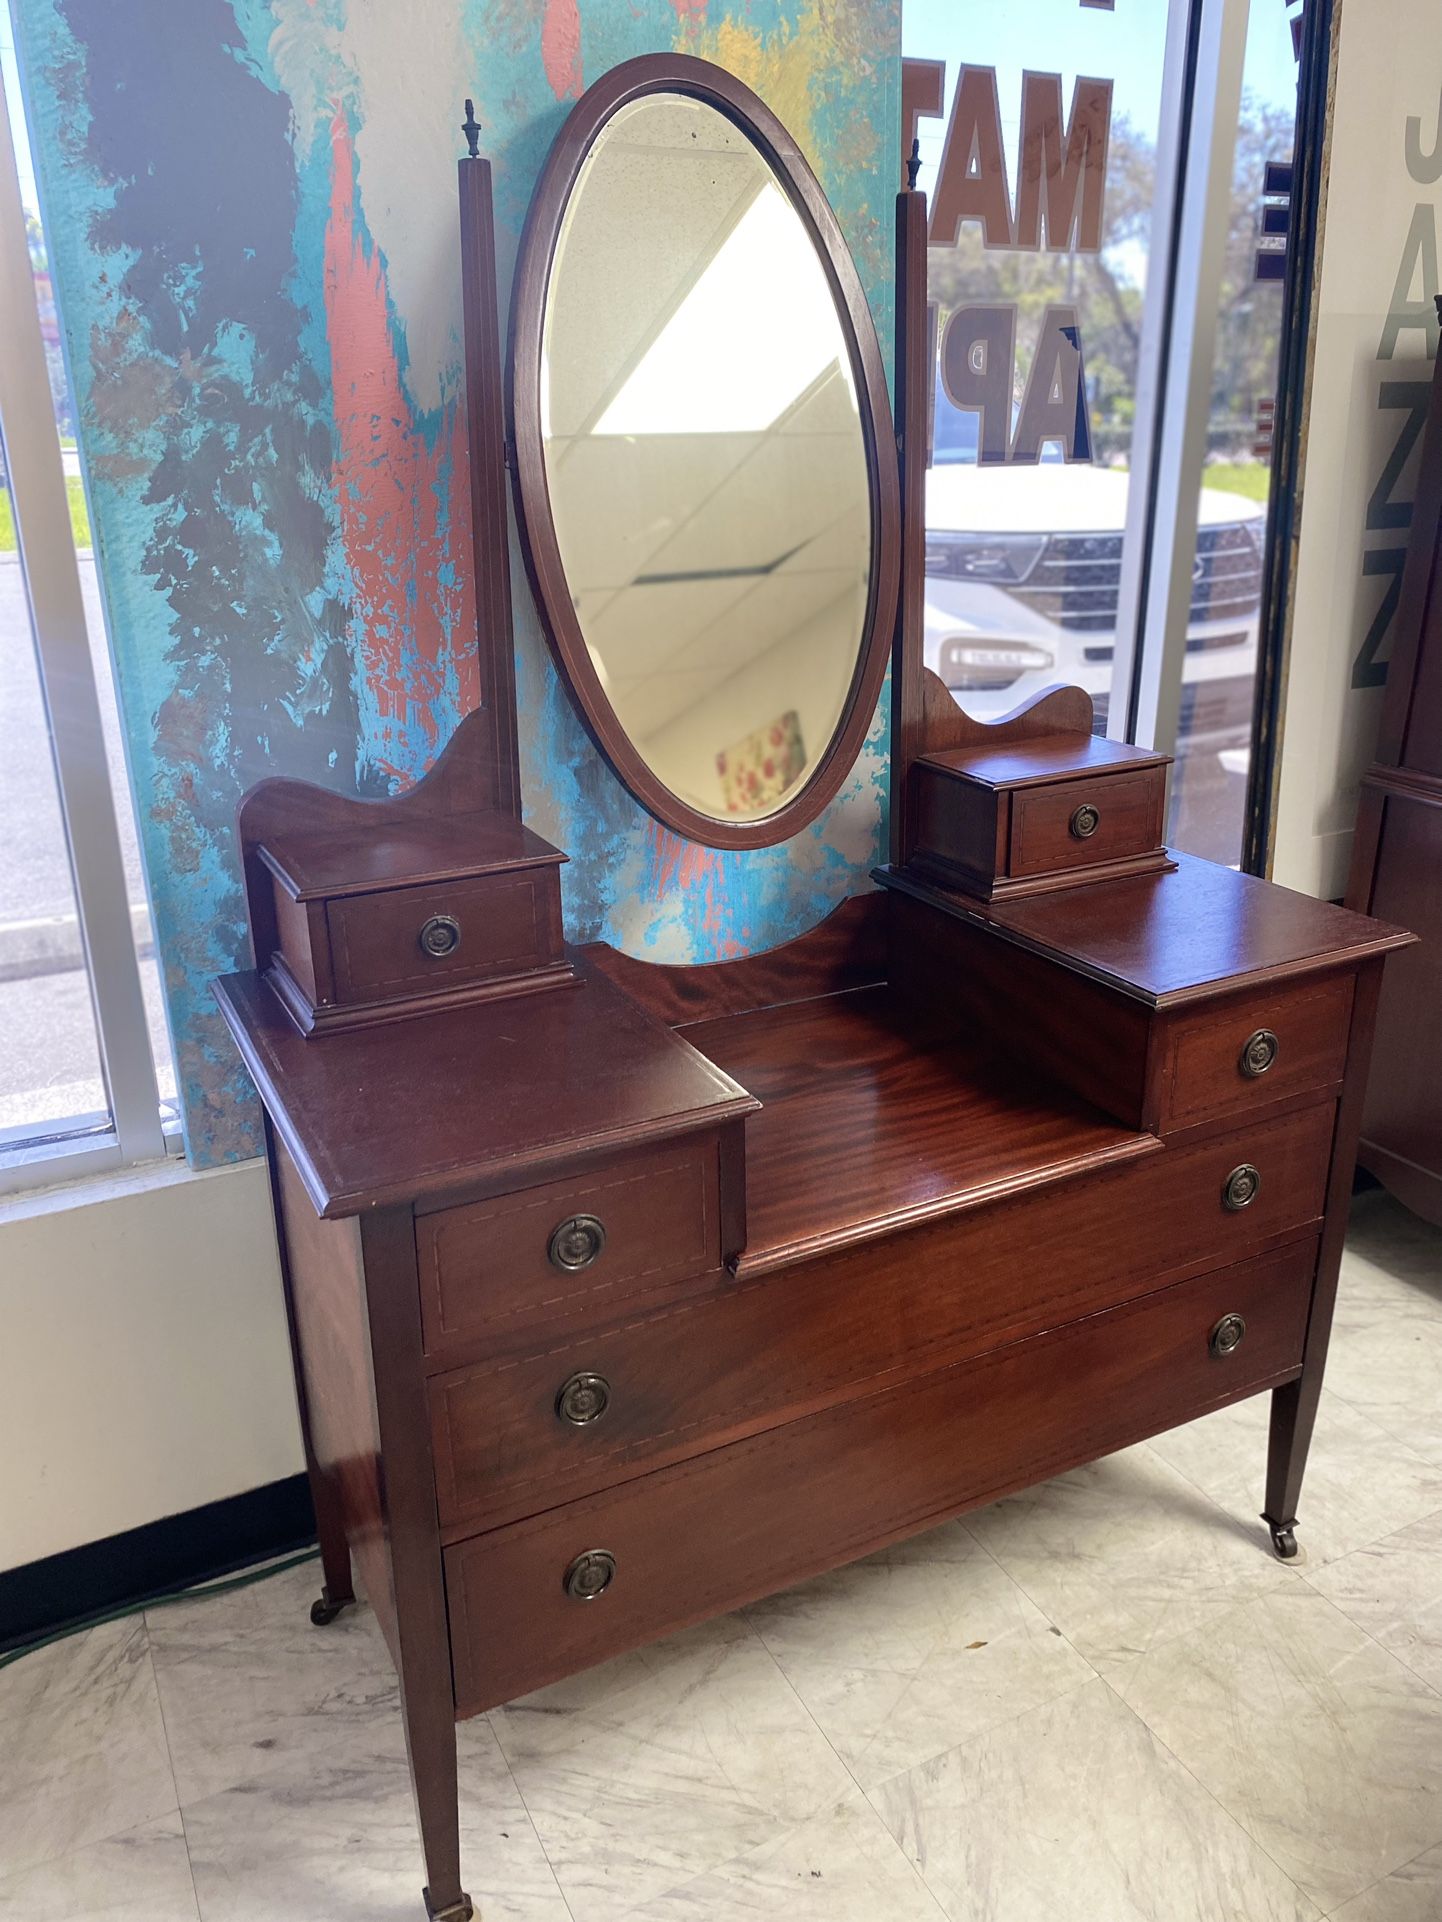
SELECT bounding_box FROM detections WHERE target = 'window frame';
[1113,0,1256,767]
[0,75,170,1196]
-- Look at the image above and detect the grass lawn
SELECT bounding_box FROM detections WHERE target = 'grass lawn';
[1203,462,1271,503]
[0,476,92,555]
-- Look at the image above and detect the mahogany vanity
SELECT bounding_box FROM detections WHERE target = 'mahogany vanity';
[215,59,1412,1921]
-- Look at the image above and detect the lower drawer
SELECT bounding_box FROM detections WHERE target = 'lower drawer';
[1156,970,1354,1130]
[431,1100,1331,1534]
[416,1133,728,1361]
[446,1239,1313,1713]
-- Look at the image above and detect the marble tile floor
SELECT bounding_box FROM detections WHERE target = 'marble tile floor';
[2,1190,1439,1922]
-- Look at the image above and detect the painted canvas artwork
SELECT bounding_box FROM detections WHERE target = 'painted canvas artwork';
[718,711,808,815]
[9,0,898,1162]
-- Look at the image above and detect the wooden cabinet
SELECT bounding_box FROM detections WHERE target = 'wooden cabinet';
[211,115,1415,1922]
[1346,332,1442,1225]
[218,865,1406,1920]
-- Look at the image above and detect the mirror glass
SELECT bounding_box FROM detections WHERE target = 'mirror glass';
[541,94,873,823]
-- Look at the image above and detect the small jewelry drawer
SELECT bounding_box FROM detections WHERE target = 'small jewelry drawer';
[444,1238,1314,1714]
[415,1134,729,1363]
[1009,766,1166,879]
[325,869,561,1004]
[1157,971,1354,1131]
[907,732,1172,901]
[256,809,572,1033]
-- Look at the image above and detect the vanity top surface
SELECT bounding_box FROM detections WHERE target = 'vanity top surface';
[919,732,1168,790]
[880,852,1414,1007]
[214,957,757,1217]
[260,808,565,902]
[684,984,1159,1275]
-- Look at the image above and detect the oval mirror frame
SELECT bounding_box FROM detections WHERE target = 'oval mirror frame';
[508,54,900,851]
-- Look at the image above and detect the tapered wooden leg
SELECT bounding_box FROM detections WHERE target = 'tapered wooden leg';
[1262,1376,1313,1558]
[360,1208,473,1921]
[263,1118,356,1622]
[409,1696,470,1921]
[306,1453,355,1625]
[1259,960,1387,1565]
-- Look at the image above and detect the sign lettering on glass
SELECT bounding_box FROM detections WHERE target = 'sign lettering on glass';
[906,57,1111,467]
[1353,87,1442,690]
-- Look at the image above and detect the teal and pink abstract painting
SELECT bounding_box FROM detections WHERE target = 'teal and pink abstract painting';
[10,0,900,1164]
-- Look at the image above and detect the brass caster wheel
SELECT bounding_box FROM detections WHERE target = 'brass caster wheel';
[1265,1519,1298,1561]
[309,1588,353,1626]
[423,1889,474,1921]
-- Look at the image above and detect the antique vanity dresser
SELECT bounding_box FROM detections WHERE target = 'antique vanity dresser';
[215,58,1413,1920]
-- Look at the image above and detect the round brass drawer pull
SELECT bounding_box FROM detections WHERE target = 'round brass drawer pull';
[1209,1312,1247,1358]
[1239,1029,1279,1078]
[1222,1163,1262,1212]
[563,1549,616,1602]
[548,1213,607,1272]
[1069,803,1101,840]
[556,1372,611,1426]
[419,913,462,959]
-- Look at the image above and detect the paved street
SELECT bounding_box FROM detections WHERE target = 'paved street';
[1,553,146,921]
[1,552,173,1133]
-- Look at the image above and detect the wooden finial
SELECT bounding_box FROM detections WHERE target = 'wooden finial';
[461,98,481,160]
[906,136,922,191]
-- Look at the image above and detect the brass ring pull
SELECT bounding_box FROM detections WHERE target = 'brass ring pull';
[563,1549,616,1601]
[1239,1029,1279,1078]
[418,914,462,959]
[1209,1313,1247,1358]
[1070,803,1101,840]
[556,1372,610,1426]
[1222,1163,1261,1211]
[548,1213,606,1272]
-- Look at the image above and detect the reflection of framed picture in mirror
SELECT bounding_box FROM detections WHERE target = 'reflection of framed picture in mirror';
[508,56,900,849]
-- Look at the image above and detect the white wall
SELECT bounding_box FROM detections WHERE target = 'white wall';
[1272,0,1441,895]
[0,1157,302,1571]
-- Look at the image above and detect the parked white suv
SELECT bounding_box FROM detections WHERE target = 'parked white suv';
[923,392,1265,746]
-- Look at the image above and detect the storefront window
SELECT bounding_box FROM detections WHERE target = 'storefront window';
[1170,6,1300,863]
[906,0,1173,735]
[905,0,1300,869]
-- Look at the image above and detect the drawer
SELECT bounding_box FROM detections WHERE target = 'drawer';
[1009,766,1165,878]
[906,736,1171,900]
[430,1100,1332,1533]
[326,868,562,1006]
[1157,971,1354,1130]
[446,1239,1314,1712]
[416,1135,728,1362]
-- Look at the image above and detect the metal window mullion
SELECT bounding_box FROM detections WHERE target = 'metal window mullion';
[1129,0,1253,758]
[0,1138,125,1202]
[0,82,165,1165]
[1107,0,1198,742]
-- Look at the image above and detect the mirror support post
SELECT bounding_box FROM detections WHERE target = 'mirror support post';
[890,169,931,870]
[458,147,524,822]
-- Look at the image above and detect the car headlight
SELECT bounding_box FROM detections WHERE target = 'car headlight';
[926,532,1047,583]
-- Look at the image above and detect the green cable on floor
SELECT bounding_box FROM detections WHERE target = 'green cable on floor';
[0,1546,321,1674]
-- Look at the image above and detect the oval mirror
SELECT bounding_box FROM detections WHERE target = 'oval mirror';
[510,56,898,848]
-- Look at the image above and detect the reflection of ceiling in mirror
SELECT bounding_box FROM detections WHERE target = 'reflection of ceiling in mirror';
[541,94,872,824]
